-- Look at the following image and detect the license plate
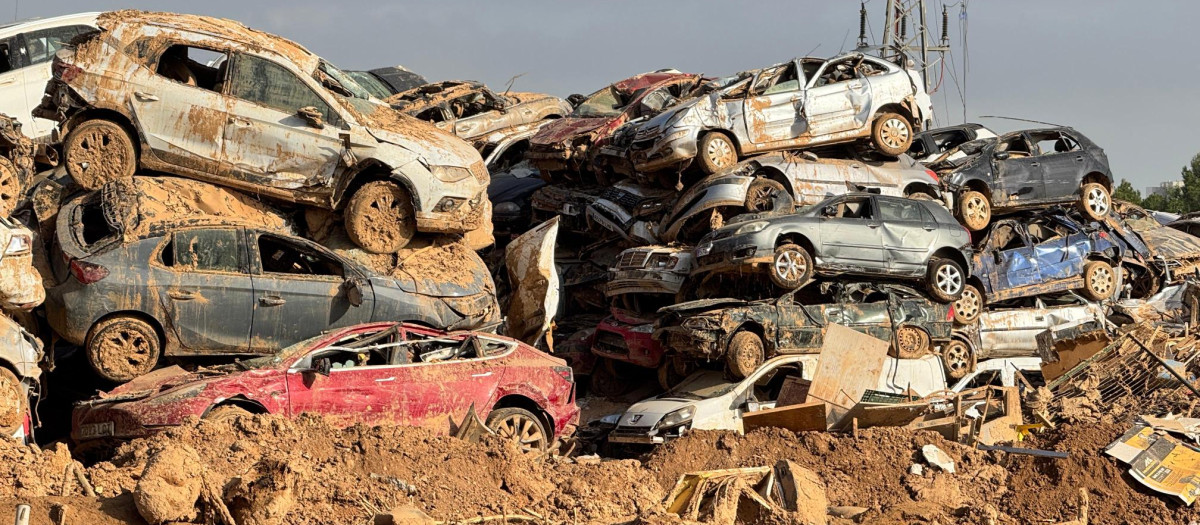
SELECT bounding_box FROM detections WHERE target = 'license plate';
[79,421,114,439]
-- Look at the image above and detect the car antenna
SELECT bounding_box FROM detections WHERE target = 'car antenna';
[503,73,526,96]
[979,115,1065,128]
[802,43,821,58]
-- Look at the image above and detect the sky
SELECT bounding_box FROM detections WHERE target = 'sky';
[10,0,1199,193]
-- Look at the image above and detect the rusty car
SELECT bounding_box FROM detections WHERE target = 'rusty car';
[625,52,933,178]
[653,282,971,379]
[0,12,98,141]
[45,180,498,382]
[72,322,579,452]
[692,193,971,302]
[955,210,1126,324]
[655,149,942,244]
[908,123,997,163]
[584,179,677,244]
[930,127,1112,232]
[0,213,46,443]
[34,10,489,254]
[1108,200,1200,287]
[966,293,1105,360]
[526,70,703,180]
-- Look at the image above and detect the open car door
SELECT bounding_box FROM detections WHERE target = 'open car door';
[505,217,560,346]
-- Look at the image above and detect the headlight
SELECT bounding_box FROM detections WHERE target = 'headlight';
[5,234,30,255]
[681,316,719,330]
[494,202,521,215]
[734,221,767,235]
[648,253,679,269]
[663,129,689,143]
[695,243,712,257]
[630,323,655,334]
[429,165,473,183]
[657,406,695,428]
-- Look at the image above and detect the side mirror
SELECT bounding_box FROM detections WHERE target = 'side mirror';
[313,357,332,377]
[298,106,325,129]
[822,206,837,217]
[993,151,1010,161]
[342,277,365,307]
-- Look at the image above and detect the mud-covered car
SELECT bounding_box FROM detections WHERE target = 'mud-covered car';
[0,12,99,141]
[931,127,1112,232]
[527,71,703,180]
[908,123,997,163]
[967,294,1105,359]
[46,180,497,382]
[607,245,695,297]
[693,193,971,302]
[1108,201,1200,287]
[955,211,1125,324]
[584,180,677,244]
[0,214,47,443]
[35,10,489,254]
[0,114,46,218]
[627,52,933,177]
[388,81,570,142]
[654,283,970,379]
[72,322,579,452]
[656,150,942,244]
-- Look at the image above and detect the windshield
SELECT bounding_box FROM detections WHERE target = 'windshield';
[571,86,626,118]
[346,71,394,99]
[319,61,373,100]
[660,371,737,400]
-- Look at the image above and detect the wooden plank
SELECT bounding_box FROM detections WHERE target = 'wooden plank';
[742,401,828,433]
[806,323,890,428]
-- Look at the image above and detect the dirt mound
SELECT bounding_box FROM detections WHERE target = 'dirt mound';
[133,445,203,524]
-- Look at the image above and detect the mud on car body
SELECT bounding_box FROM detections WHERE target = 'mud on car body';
[931,127,1112,232]
[1107,200,1200,289]
[72,322,579,453]
[692,193,971,302]
[0,214,46,443]
[626,52,932,177]
[653,283,970,379]
[388,80,570,142]
[35,10,489,254]
[584,180,677,244]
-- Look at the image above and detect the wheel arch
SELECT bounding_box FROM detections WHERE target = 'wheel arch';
[203,396,269,417]
[87,310,169,354]
[752,165,795,199]
[932,247,969,276]
[726,320,771,356]
[491,394,555,439]
[331,161,412,210]
[874,102,918,131]
[903,182,939,199]
[700,128,742,156]
[1081,172,1112,191]
[775,231,816,256]
[64,108,141,158]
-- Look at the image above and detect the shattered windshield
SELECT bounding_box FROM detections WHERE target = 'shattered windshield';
[660,371,736,400]
[346,71,394,99]
[572,86,625,118]
[319,60,384,117]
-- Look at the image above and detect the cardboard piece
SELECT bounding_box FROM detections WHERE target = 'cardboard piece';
[806,323,890,428]
[1106,425,1200,505]
[742,401,828,433]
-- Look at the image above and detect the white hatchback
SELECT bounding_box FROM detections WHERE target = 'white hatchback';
[0,12,98,141]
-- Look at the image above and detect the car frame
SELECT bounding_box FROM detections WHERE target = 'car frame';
[908,123,997,163]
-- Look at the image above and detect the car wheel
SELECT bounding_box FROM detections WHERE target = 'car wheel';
[657,357,693,391]
[1081,260,1117,300]
[770,243,813,290]
[589,358,630,398]
[745,179,788,213]
[894,326,932,359]
[871,112,913,156]
[0,367,27,436]
[726,330,765,380]
[0,158,21,218]
[957,190,991,231]
[1079,182,1111,221]
[697,132,738,174]
[86,316,161,383]
[953,284,984,325]
[486,407,548,453]
[344,180,416,254]
[927,258,965,303]
[64,119,137,191]
[203,405,253,423]
[942,340,974,380]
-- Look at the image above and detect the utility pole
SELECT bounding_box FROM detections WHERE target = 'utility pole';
[857,0,950,93]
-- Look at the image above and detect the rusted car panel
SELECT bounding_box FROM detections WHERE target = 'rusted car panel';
[387,81,571,142]
[527,71,703,178]
[627,53,932,174]
[71,322,579,444]
[657,151,940,243]
[1110,201,1200,280]
[35,10,488,246]
[970,295,1105,359]
[1111,282,1200,327]
[607,245,695,297]
[504,217,560,346]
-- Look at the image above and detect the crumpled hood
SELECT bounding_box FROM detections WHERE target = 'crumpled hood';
[362,107,482,167]
[94,364,243,404]
[661,297,750,314]
[532,117,613,145]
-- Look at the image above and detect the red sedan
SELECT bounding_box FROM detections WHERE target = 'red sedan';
[72,322,579,452]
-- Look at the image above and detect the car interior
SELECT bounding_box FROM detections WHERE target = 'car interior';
[995,135,1033,158]
[749,363,804,405]
[155,45,226,92]
[257,235,344,277]
[300,326,516,371]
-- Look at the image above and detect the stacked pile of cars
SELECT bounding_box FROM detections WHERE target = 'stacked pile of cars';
[0,9,1197,455]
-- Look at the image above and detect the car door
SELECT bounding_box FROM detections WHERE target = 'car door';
[151,228,254,353]
[0,36,28,130]
[774,296,824,351]
[393,331,510,431]
[803,57,872,137]
[744,62,806,146]
[876,197,939,274]
[284,348,405,426]
[786,157,855,204]
[978,302,1048,357]
[1030,131,1085,201]
[19,25,94,138]
[843,299,896,343]
[816,195,885,270]
[1028,218,1084,282]
[221,52,345,190]
[247,232,373,353]
[993,134,1046,205]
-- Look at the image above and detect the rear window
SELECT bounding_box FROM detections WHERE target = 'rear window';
[77,197,117,249]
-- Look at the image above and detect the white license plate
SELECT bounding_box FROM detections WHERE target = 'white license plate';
[79,421,114,439]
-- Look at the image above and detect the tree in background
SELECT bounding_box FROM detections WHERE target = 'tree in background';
[1139,153,1200,214]
[1113,179,1142,205]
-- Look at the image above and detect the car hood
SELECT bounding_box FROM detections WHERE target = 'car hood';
[505,217,561,345]
[532,117,612,144]
[360,107,483,167]
[1135,225,1200,259]
[88,364,253,405]
[660,298,750,314]
[616,398,687,427]
[489,174,547,204]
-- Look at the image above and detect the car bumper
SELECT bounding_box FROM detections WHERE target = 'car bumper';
[44,279,89,346]
[655,326,722,359]
[693,230,775,275]
[592,319,664,369]
[71,404,160,443]
[595,145,636,178]
[416,191,490,234]
[631,135,697,173]
[606,269,687,296]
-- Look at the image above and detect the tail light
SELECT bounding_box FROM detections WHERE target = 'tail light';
[70,260,109,284]
[553,366,574,383]
[947,304,956,321]
[52,59,82,82]
[1099,231,1109,240]
[925,169,939,183]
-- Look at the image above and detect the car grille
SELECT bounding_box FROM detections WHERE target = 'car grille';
[598,187,641,209]
[595,331,629,355]
[631,138,657,152]
[618,250,651,269]
[697,252,726,267]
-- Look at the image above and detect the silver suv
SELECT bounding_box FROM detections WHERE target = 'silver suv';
[693,193,972,302]
[35,11,488,254]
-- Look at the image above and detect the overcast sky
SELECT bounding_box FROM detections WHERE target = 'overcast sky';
[12,1,1199,192]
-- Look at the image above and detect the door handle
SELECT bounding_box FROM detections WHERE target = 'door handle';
[923,226,937,231]
[259,296,286,306]
[1030,162,1040,167]
[848,82,863,89]
[1034,316,1045,322]
[867,223,880,229]
[374,377,396,382]
[471,372,493,378]
[1075,156,1084,162]
[789,94,802,102]
[133,91,159,101]
[168,290,195,300]
[229,116,251,127]
[0,78,15,86]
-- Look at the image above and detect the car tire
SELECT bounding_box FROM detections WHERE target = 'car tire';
[657,357,693,391]
[957,190,991,231]
[85,316,161,383]
[203,405,253,423]
[344,180,416,254]
[0,367,27,436]
[871,112,913,156]
[1081,260,1117,300]
[486,407,548,453]
[589,358,630,398]
[927,257,965,303]
[1079,182,1112,221]
[64,119,137,191]
[894,325,932,359]
[0,158,22,218]
[745,178,788,213]
[769,243,813,290]
[697,132,738,175]
[942,340,974,380]
[726,330,765,380]
[953,284,984,325]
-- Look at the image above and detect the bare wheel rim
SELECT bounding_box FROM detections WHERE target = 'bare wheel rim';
[774,251,806,282]
[97,328,153,373]
[936,264,963,295]
[880,117,910,149]
[1091,265,1114,296]
[747,185,776,211]
[896,327,926,355]
[945,343,969,371]
[496,414,546,452]
[963,195,987,222]
[955,288,980,319]
[706,136,735,168]
[1087,187,1110,216]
